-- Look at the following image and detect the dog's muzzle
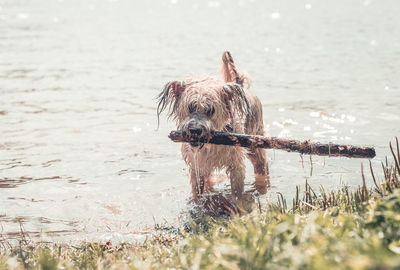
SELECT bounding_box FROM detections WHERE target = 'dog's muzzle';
[182,114,211,148]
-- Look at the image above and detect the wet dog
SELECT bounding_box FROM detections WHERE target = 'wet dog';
[157,51,269,202]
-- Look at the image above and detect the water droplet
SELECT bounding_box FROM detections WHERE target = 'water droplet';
[305,3,312,9]
[278,129,290,138]
[132,127,142,133]
[271,12,280,20]
[370,40,376,46]
[170,0,178,4]
[346,115,356,122]
[16,13,29,20]
[283,119,298,126]
[130,175,141,180]
[384,85,390,90]
[272,121,284,129]
[323,124,334,130]
[208,1,220,7]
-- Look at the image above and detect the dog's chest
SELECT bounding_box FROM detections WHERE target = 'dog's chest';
[195,144,244,169]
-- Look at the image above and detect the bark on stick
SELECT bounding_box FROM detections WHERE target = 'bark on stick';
[168,130,376,159]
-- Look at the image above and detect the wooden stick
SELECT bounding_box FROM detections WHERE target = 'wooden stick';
[169,130,376,159]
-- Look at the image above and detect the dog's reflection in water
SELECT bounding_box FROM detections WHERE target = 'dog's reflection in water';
[189,174,270,217]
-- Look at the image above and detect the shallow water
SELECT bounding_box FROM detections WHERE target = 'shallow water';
[0,0,399,242]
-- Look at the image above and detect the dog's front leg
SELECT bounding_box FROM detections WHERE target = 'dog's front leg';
[247,148,270,194]
[227,161,245,200]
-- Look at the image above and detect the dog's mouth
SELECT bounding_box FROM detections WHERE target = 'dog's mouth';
[188,133,210,149]
[190,142,200,147]
[180,124,211,149]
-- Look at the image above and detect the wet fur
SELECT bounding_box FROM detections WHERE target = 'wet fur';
[157,51,269,201]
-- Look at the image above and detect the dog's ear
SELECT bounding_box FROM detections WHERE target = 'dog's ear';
[156,81,185,128]
[222,83,250,117]
[221,51,251,87]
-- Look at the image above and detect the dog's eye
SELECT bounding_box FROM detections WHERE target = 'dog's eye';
[206,106,215,116]
[188,103,196,113]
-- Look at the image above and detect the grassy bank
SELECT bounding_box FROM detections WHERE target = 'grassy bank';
[1,139,399,270]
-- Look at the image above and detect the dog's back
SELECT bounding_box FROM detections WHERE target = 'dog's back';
[221,51,264,137]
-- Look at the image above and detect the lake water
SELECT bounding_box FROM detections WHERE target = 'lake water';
[1,0,399,242]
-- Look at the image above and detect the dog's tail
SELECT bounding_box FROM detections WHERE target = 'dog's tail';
[221,51,251,88]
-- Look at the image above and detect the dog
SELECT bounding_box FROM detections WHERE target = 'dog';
[157,51,269,202]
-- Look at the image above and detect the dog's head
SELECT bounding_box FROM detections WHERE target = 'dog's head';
[157,78,249,147]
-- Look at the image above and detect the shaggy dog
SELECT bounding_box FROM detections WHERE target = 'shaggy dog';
[157,51,269,202]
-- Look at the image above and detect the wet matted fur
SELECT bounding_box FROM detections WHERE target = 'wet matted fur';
[157,51,269,201]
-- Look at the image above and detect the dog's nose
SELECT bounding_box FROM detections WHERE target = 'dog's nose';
[188,127,202,136]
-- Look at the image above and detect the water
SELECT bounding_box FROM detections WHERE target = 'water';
[1,0,399,242]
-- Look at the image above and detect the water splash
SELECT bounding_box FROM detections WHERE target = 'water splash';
[192,149,201,194]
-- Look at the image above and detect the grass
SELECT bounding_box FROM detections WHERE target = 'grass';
[1,138,399,269]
